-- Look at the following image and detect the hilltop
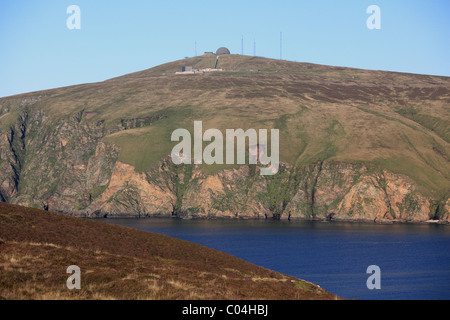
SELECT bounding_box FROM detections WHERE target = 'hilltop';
[0,54,448,222]
[0,202,338,300]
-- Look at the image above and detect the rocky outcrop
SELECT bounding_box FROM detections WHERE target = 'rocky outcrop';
[0,103,165,215]
[73,158,447,223]
[87,161,176,218]
[0,110,29,201]
[0,104,448,224]
[444,198,450,221]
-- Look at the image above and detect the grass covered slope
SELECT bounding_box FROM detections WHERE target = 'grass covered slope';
[3,55,447,191]
[0,202,339,300]
[0,54,448,219]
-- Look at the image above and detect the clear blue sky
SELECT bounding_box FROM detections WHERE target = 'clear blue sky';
[0,0,449,98]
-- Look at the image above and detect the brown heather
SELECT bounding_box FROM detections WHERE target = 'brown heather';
[0,202,340,300]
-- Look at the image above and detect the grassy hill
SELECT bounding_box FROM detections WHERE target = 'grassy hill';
[0,54,448,221]
[0,202,339,300]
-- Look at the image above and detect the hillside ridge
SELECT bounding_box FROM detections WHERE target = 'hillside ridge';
[0,54,448,222]
[0,201,339,300]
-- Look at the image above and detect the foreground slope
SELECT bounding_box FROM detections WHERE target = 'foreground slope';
[0,54,448,222]
[0,202,338,300]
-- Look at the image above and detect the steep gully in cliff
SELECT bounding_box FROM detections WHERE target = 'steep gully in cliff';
[6,110,28,200]
[0,107,447,223]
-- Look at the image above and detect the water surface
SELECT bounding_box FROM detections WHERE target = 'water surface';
[101,218,450,300]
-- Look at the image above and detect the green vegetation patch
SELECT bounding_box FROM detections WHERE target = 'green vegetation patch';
[103,106,194,172]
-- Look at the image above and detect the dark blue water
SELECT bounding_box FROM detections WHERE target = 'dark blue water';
[101,218,450,300]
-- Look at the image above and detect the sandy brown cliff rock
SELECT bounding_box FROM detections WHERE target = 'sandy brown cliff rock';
[0,105,447,223]
[67,156,447,223]
[0,61,449,225]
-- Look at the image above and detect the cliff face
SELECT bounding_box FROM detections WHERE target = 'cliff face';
[0,103,446,223]
[1,56,449,223]
[53,157,448,223]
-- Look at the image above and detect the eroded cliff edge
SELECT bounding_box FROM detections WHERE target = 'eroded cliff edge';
[1,106,448,224]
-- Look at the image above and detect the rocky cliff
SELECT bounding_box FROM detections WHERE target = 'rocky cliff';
[0,55,448,223]
[87,159,445,223]
[0,104,447,223]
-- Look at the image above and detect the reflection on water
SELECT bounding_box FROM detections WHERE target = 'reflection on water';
[101,218,450,300]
